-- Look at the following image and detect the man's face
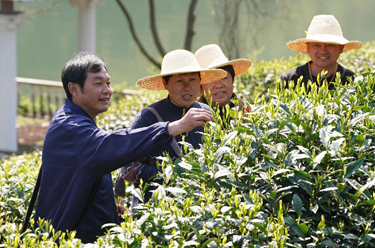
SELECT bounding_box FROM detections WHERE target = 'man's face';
[307,42,344,71]
[70,67,112,119]
[164,73,201,107]
[201,70,233,107]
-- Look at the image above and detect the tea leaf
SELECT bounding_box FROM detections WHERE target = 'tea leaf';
[345,158,364,178]
[293,194,303,215]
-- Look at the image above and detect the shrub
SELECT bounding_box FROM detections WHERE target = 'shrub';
[98,75,375,247]
[2,45,375,246]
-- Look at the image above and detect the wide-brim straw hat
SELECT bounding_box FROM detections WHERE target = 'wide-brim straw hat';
[136,49,227,90]
[194,44,251,76]
[286,15,363,53]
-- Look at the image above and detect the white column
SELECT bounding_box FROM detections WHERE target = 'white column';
[70,0,105,54]
[0,13,24,153]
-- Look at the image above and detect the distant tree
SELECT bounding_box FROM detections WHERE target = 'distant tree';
[212,0,291,59]
[115,0,290,67]
[115,0,198,69]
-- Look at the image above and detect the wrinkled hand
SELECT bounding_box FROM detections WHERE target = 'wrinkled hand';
[117,204,129,216]
[168,108,213,136]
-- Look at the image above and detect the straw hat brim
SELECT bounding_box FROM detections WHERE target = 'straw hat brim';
[207,58,252,76]
[287,37,363,53]
[136,68,227,90]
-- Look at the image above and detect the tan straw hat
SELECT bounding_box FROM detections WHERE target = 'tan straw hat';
[194,44,251,76]
[136,49,227,90]
[286,15,363,53]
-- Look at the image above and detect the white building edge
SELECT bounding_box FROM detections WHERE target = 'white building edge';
[0,0,104,153]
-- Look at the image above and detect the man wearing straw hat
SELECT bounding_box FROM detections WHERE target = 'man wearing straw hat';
[280,14,363,90]
[114,49,226,211]
[194,44,252,121]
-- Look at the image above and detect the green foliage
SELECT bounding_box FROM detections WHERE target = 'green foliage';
[2,44,375,246]
[96,90,167,130]
[18,95,32,117]
[0,151,41,226]
[18,92,60,119]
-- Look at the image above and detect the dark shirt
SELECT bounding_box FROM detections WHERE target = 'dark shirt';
[129,96,209,160]
[35,99,173,243]
[280,61,354,91]
[114,97,208,198]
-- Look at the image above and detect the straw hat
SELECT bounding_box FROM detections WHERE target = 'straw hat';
[286,15,363,53]
[194,44,251,76]
[136,49,227,90]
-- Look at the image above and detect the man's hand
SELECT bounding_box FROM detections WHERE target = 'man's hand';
[168,108,213,136]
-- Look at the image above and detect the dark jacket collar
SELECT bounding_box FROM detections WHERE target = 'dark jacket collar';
[64,98,96,124]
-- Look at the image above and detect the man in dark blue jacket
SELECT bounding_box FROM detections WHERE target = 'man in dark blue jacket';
[34,52,213,243]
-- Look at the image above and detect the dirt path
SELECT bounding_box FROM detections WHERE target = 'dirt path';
[18,122,49,148]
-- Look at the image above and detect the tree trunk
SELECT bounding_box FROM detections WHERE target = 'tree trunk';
[149,0,166,57]
[184,0,198,51]
[115,0,161,69]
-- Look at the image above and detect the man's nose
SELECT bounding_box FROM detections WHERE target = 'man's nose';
[182,80,193,89]
[103,84,112,94]
[320,45,328,52]
[214,79,225,87]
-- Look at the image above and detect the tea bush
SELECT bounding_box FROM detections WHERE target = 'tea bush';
[1,42,375,247]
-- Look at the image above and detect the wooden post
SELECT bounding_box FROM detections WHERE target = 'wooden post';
[31,85,36,117]
[47,87,52,118]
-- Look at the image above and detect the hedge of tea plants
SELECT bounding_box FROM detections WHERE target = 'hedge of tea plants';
[1,42,375,247]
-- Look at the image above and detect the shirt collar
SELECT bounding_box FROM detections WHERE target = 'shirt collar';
[65,98,95,123]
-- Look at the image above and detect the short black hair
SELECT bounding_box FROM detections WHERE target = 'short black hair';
[219,65,235,82]
[162,72,201,84]
[61,52,107,100]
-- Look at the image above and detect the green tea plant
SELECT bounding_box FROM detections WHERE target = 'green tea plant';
[2,47,375,246]
[96,90,167,130]
[96,75,375,247]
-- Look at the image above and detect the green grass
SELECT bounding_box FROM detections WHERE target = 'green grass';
[17,115,49,126]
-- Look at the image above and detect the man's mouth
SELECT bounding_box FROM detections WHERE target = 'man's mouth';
[214,91,226,96]
[182,94,193,100]
[99,98,110,103]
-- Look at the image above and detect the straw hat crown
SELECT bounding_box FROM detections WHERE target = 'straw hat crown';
[136,49,227,90]
[286,15,363,53]
[195,44,251,76]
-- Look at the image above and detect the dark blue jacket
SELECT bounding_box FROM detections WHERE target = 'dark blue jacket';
[34,99,172,243]
[114,97,208,199]
[130,97,208,159]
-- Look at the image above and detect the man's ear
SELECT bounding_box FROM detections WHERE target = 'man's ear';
[68,82,78,97]
[162,79,168,90]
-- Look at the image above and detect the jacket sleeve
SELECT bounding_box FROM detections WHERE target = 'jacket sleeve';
[74,118,172,178]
